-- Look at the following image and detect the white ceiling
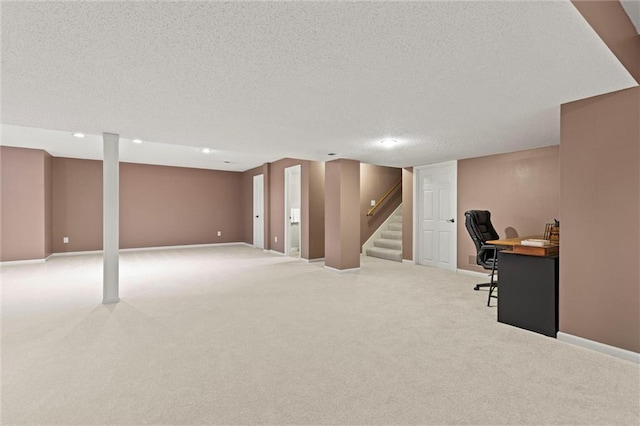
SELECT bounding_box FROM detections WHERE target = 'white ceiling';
[1,1,637,172]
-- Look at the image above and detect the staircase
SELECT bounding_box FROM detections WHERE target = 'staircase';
[365,209,403,262]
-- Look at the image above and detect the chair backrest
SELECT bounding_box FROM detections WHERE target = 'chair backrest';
[464,210,499,265]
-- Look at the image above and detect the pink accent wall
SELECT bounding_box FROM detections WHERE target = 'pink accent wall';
[360,164,402,246]
[457,146,560,272]
[402,167,413,261]
[0,147,48,261]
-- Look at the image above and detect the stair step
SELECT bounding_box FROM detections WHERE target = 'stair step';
[374,238,402,250]
[381,230,402,240]
[366,247,402,262]
[388,222,402,231]
[389,215,403,223]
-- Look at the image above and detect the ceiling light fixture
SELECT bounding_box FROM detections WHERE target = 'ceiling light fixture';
[72,132,85,138]
[202,148,213,154]
[380,138,398,147]
[132,139,142,144]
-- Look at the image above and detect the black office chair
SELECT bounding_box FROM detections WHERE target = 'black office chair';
[464,210,499,306]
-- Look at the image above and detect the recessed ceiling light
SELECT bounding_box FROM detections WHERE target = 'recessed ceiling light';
[72,132,85,138]
[132,139,142,144]
[202,148,213,154]
[380,138,398,147]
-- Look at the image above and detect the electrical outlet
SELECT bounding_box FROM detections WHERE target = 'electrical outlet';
[217,231,221,236]
[371,199,376,206]
[63,237,69,244]
[275,236,278,243]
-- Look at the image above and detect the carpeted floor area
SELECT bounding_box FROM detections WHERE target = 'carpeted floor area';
[2,245,639,425]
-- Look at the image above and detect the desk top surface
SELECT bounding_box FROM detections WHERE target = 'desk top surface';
[486,236,543,246]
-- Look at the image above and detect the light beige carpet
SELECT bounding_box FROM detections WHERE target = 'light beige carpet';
[2,245,639,425]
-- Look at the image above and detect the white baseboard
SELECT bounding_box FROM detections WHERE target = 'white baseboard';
[120,242,248,252]
[456,268,491,278]
[50,250,103,257]
[301,257,325,263]
[402,259,414,265]
[324,265,361,273]
[9,242,253,263]
[0,257,48,266]
[268,249,285,256]
[557,332,640,364]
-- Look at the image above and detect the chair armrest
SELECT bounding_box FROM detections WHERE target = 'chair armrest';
[478,244,499,266]
[479,244,498,253]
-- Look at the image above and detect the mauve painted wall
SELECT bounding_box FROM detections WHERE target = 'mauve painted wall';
[360,164,401,246]
[52,158,243,252]
[561,88,639,353]
[52,158,103,253]
[572,1,639,84]
[44,152,53,257]
[119,163,242,248]
[306,161,325,260]
[0,147,47,261]
[457,146,560,272]
[402,167,413,261]
[561,0,639,353]
[0,147,3,260]
[325,159,360,270]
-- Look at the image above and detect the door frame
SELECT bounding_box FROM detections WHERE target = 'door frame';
[284,164,302,258]
[413,161,458,271]
[253,174,264,249]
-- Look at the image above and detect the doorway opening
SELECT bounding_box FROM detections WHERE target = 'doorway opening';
[284,165,301,258]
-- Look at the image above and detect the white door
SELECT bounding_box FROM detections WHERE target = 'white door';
[284,165,301,258]
[416,161,457,271]
[253,174,264,249]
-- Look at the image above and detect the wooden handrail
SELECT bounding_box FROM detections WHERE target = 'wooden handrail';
[367,179,402,216]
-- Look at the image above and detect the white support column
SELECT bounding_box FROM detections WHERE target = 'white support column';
[103,133,120,304]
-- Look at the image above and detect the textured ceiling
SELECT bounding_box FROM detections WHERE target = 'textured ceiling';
[1,1,636,171]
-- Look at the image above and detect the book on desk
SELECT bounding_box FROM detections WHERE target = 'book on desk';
[513,239,559,256]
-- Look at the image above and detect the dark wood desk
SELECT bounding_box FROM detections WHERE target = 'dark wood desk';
[497,250,559,337]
